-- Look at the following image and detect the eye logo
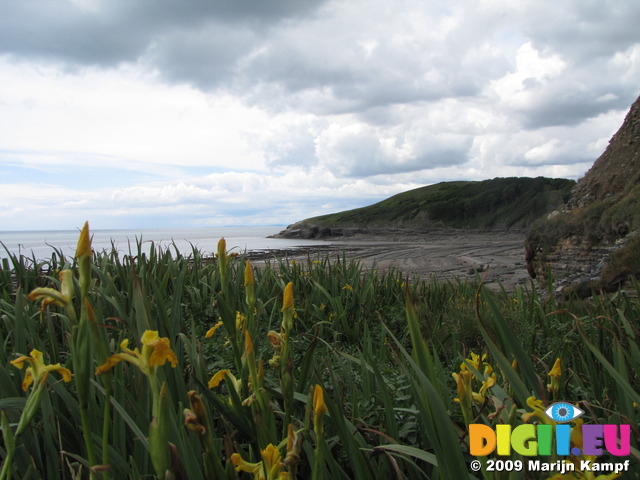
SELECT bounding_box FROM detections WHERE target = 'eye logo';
[544,402,584,423]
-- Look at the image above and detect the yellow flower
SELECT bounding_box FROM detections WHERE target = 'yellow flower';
[28,269,74,310]
[236,311,247,331]
[313,384,328,426]
[231,444,289,480]
[472,375,496,404]
[75,221,92,296]
[205,320,224,338]
[209,369,231,388]
[282,282,294,332]
[267,330,284,367]
[342,283,353,291]
[452,371,468,403]
[217,238,227,259]
[548,358,561,377]
[262,444,288,480]
[522,396,554,425]
[460,352,487,373]
[231,453,262,479]
[548,357,562,397]
[484,364,494,377]
[282,282,294,312]
[11,349,72,391]
[245,260,256,306]
[95,330,177,377]
[75,221,92,259]
[267,330,285,350]
[244,260,255,286]
[208,369,242,403]
[452,369,474,426]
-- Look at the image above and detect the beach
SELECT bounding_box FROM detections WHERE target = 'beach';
[2,227,532,291]
[255,229,531,291]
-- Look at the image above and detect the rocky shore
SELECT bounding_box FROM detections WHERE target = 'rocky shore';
[263,227,531,291]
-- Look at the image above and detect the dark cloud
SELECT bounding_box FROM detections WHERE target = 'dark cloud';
[1,0,639,183]
[520,1,640,61]
[144,23,259,88]
[236,18,504,115]
[4,1,638,128]
[517,85,637,129]
[0,0,326,67]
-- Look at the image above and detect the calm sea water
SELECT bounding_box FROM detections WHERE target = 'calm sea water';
[0,226,329,261]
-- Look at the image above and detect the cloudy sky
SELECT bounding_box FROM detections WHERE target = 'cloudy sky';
[1,0,639,231]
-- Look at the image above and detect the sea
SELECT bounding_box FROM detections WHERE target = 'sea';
[0,226,330,262]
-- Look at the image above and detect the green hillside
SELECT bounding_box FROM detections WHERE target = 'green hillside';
[305,177,575,230]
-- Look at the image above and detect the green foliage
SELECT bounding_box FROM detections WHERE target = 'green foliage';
[306,177,575,229]
[0,233,639,479]
[600,235,640,288]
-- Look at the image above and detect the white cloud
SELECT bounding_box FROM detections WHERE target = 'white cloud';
[0,58,270,172]
[0,0,639,230]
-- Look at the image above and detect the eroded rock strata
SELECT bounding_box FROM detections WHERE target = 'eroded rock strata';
[525,94,640,296]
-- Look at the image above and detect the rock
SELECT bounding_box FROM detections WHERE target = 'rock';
[525,94,640,296]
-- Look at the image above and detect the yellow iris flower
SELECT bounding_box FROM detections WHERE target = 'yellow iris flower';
[314,384,328,418]
[28,269,75,322]
[460,352,487,372]
[11,349,72,391]
[231,444,289,480]
[205,320,224,338]
[548,357,562,398]
[95,330,177,377]
[522,396,554,425]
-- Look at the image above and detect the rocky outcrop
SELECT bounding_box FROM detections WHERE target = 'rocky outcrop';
[270,222,418,239]
[271,223,346,239]
[525,94,640,296]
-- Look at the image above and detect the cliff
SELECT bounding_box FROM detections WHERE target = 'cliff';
[525,94,640,296]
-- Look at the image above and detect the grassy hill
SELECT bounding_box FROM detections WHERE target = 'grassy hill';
[297,177,575,232]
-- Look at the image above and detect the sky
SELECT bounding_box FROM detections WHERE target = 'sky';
[1,0,639,231]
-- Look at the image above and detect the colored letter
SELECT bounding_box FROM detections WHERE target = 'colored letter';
[582,425,604,456]
[497,424,511,455]
[604,425,631,456]
[555,424,571,455]
[469,424,496,456]
[537,424,552,455]
[512,424,537,456]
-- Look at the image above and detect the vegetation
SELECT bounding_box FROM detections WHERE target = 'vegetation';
[0,222,638,479]
[304,177,575,230]
[528,183,640,252]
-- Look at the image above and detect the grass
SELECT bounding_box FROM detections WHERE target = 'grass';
[304,177,575,230]
[0,223,638,479]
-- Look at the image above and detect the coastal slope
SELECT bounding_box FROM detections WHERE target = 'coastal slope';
[274,176,575,239]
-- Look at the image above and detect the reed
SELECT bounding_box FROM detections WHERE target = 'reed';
[0,224,638,478]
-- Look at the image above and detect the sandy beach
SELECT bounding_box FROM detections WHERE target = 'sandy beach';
[255,230,532,291]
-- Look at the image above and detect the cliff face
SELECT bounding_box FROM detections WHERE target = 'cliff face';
[525,94,640,295]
